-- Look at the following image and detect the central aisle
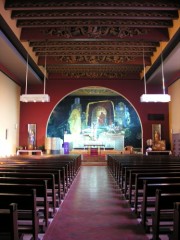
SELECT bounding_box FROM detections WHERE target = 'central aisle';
[43,166,148,240]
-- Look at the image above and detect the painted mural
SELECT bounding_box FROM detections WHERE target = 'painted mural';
[47,95,142,150]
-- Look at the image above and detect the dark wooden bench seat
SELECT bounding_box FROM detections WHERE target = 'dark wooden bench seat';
[111,159,180,190]
[0,154,82,209]
[0,155,81,191]
[0,168,63,205]
[141,181,180,231]
[0,203,19,240]
[35,154,82,174]
[0,172,57,207]
[173,202,180,240]
[0,154,81,239]
[0,181,49,230]
[106,154,180,240]
[11,154,81,183]
[107,154,180,196]
[107,154,180,183]
[133,173,180,214]
[127,169,180,205]
[15,163,70,193]
[35,155,81,183]
[152,190,180,240]
[124,164,180,195]
[0,189,39,240]
[0,159,75,197]
[0,174,56,215]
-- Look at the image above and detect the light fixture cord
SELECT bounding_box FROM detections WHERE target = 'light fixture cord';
[25,54,28,94]
[43,54,47,94]
[143,47,147,94]
[161,50,166,94]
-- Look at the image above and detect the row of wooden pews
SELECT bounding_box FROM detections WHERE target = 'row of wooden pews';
[107,154,180,240]
[0,203,19,240]
[0,154,81,240]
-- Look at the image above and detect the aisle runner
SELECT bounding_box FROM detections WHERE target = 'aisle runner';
[43,166,148,240]
[82,154,106,162]
[82,161,107,166]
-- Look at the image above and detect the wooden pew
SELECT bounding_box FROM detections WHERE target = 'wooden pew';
[12,163,69,194]
[107,154,180,191]
[0,154,81,239]
[1,153,80,180]
[0,168,62,205]
[152,190,180,240]
[0,158,72,195]
[0,172,57,215]
[0,181,49,229]
[0,155,81,200]
[40,155,81,183]
[141,181,180,230]
[0,189,39,240]
[124,164,180,196]
[0,203,19,240]
[107,154,180,240]
[133,173,180,215]
[107,154,180,187]
[38,154,82,174]
[173,202,180,240]
[0,154,81,209]
[0,172,56,214]
[11,154,81,182]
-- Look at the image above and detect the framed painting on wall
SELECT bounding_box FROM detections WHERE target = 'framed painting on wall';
[152,124,161,143]
[28,124,36,149]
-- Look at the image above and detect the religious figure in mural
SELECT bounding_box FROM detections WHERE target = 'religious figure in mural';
[28,129,35,149]
[68,109,81,134]
[115,102,131,128]
[98,111,106,126]
[154,130,160,142]
[47,95,142,150]
[91,122,97,140]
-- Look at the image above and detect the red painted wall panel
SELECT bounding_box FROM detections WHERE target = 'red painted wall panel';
[19,78,169,152]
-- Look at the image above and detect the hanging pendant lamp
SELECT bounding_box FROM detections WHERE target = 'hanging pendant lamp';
[140,46,171,103]
[20,54,50,103]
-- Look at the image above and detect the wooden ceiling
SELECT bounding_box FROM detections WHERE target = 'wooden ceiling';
[3,0,180,81]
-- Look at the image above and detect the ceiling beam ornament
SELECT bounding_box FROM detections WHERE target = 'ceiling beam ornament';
[4,0,179,83]
[21,27,169,41]
[34,46,156,54]
[17,19,172,28]
[52,55,136,64]
[46,61,147,79]
[5,0,180,10]
[30,41,159,48]
[11,10,179,20]
[49,70,127,79]
[49,70,140,80]
[38,56,150,66]
[38,51,150,57]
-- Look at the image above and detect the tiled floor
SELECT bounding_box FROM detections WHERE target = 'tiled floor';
[42,166,148,240]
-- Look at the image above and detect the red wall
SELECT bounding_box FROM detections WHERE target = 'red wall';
[19,78,169,152]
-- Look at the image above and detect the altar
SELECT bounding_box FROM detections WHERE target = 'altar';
[84,143,105,155]
[64,133,124,151]
[17,149,43,155]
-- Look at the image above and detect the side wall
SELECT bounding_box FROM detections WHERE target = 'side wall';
[0,71,20,156]
[168,78,180,148]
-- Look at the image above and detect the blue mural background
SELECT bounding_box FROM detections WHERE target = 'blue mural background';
[47,95,142,149]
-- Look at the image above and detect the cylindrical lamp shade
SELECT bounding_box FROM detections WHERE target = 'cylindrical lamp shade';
[51,137,61,154]
[45,137,51,154]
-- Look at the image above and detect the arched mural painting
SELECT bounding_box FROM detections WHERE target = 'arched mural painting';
[47,89,142,152]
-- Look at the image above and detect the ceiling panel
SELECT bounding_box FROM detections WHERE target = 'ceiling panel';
[1,0,180,86]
